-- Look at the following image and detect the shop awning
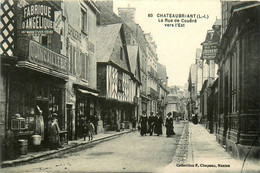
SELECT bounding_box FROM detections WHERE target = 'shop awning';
[78,89,99,96]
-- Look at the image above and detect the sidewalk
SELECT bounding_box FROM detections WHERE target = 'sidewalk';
[164,123,260,173]
[1,129,134,168]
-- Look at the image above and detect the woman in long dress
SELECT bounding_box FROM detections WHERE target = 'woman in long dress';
[49,114,60,150]
[154,113,163,136]
[140,111,148,136]
[165,113,175,137]
[34,110,44,141]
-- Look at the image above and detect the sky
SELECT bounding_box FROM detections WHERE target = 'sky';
[113,0,221,87]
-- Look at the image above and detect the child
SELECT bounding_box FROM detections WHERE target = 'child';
[87,120,95,141]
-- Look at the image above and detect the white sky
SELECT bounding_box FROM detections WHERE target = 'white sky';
[113,0,221,86]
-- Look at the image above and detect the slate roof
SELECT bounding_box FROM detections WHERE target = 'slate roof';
[96,23,123,62]
[127,45,138,74]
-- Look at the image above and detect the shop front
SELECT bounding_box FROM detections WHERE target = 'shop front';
[4,39,68,155]
[99,98,134,131]
[73,84,99,139]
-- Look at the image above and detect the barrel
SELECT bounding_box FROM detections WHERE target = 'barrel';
[32,135,41,145]
[19,139,28,155]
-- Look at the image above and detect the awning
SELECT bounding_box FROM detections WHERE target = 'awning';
[78,89,99,97]
[233,3,260,13]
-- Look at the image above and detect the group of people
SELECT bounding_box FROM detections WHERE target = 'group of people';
[81,115,100,141]
[139,111,175,137]
[82,119,95,141]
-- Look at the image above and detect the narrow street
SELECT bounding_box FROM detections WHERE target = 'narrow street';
[2,123,186,173]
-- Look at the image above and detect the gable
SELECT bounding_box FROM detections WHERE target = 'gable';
[127,45,141,82]
[109,29,131,73]
[96,23,122,62]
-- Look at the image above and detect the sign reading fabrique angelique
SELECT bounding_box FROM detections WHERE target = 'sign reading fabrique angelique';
[21,3,54,34]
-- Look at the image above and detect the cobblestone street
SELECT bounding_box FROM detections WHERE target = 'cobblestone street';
[2,122,186,173]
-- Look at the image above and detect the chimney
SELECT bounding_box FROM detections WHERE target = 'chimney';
[118,5,136,22]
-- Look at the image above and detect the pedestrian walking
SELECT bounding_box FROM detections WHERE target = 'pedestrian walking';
[148,112,155,136]
[154,112,164,136]
[165,112,175,137]
[140,111,148,136]
[87,120,95,141]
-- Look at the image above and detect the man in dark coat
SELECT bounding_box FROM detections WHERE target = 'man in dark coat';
[154,112,163,136]
[148,112,155,136]
[165,112,175,137]
[140,111,148,136]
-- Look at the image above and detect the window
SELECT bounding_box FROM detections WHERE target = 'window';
[41,35,51,47]
[81,53,89,81]
[42,36,48,46]
[68,43,76,75]
[81,8,88,34]
[118,71,123,92]
[120,46,123,60]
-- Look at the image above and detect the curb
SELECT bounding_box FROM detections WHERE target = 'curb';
[187,122,194,164]
[170,121,189,164]
[1,130,134,168]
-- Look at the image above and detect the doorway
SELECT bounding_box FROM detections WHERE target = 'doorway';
[66,104,73,140]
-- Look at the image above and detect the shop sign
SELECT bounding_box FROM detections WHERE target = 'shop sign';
[202,42,218,59]
[21,3,54,34]
[68,25,81,41]
[29,40,68,73]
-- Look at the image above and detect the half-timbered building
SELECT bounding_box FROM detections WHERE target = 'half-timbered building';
[96,23,138,131]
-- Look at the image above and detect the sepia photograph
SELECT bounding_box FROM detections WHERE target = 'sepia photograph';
[0,0,260,172]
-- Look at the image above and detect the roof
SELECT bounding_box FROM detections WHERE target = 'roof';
[95,1,121,25]
[213,19,222,26]
[96,23,123,62]
[157,62,167,82]
[127,45,138,73]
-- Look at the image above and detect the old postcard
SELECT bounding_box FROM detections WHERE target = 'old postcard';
[0,0,259,172]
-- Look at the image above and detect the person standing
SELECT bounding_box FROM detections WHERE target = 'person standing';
[148,112,155,136]
[49,113,61,150]
[154,112,164,136]
[82,117,88,141]
[34,108,44,141]
[140,111,148,136]
[87,120,95,141]
[165,113,175,137]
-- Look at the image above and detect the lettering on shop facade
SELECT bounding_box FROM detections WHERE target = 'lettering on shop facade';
[68,25,81,41]
[202,42,218,59]
[29,40,68,73]
[21,3,54,34]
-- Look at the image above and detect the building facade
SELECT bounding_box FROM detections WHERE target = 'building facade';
[96,23,138,130]
[199,19,221,132]
[0,0,101,158]
[216,1,260,159]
